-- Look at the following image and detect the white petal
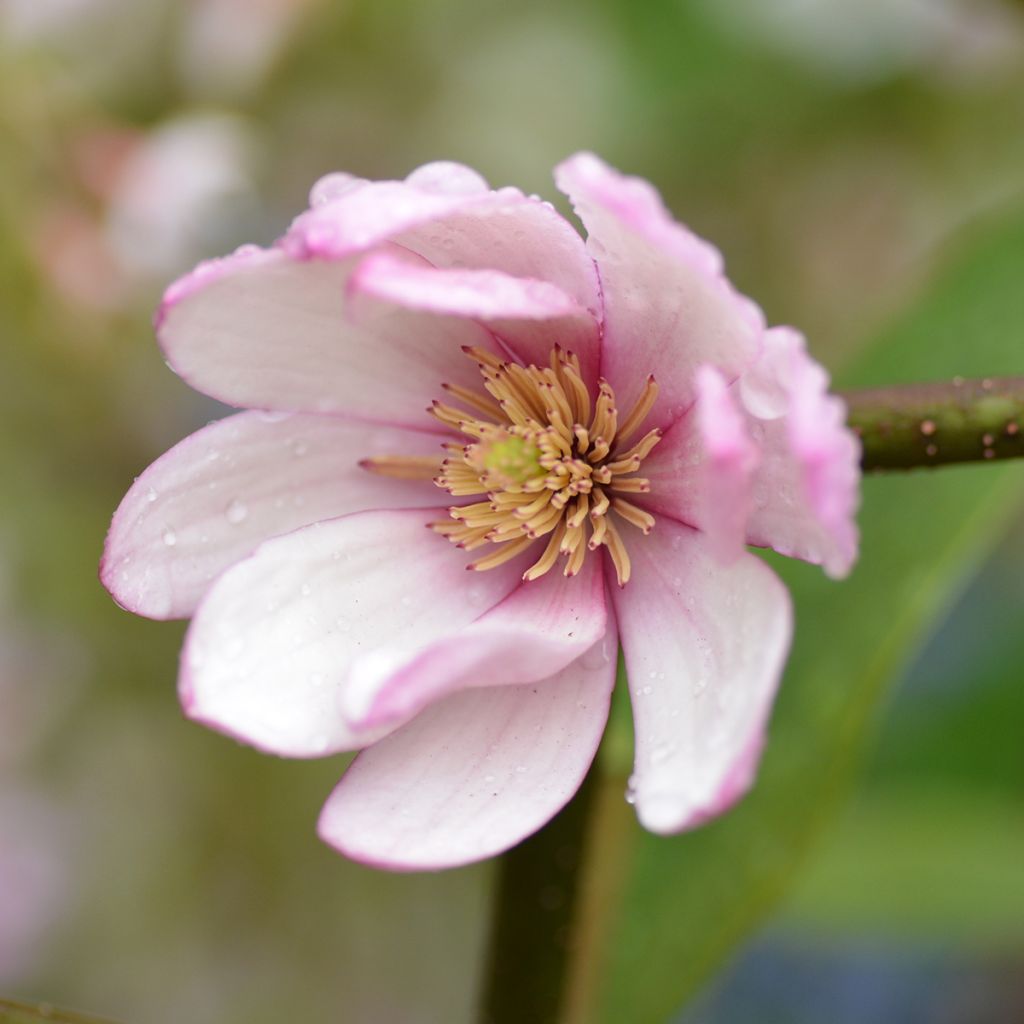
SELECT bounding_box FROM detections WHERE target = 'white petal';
[318,628,618,870]
[612,520,792,833]
[181,509,532,757]
[102,412,448,619]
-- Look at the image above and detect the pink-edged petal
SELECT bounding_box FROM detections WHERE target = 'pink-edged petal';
[342,554,606,730]
[612,520,791,834]
[157,246,491,424]
[287,169,602,382]
[630,371,758,547]
[692,365,759,562]
[743,328,861,578]
[317,627,618,871]
[350,248,600,374]
[554,152,762,424]
[181,509,532,758]
[101,411,449,620]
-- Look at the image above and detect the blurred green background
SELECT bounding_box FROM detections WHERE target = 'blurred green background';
[2,1,1023,1022]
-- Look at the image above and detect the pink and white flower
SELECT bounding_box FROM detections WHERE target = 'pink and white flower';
[102,153,860,870]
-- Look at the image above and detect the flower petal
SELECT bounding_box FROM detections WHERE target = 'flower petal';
[743,328,861,578]
[157,246,492,424]
[180,509,532,757]
[317,629,618,871]
[554,152,762,424]
[612,520,791,834]
[637,367,758,558]
[101,411,449,620]
[342,554,606,730]
[288,169,602,381]
[350,248,600,374]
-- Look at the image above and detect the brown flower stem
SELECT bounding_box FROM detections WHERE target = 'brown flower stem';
[843,376,1024,471]
[477,765,599,1024]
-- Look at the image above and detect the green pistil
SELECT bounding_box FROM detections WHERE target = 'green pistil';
[483,436,543,485]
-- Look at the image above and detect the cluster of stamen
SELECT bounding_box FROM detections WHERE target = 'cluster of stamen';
[362,346,661,585]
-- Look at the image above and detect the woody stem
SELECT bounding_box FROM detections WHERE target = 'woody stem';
[843,376,1024,471]
[477,766,599,1024]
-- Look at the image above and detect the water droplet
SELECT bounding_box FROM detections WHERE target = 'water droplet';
[162,529,177,547]
[225,499,248,524]
[650,743,673,765]
[145,487,158,503]
[624,775,638,805]
[642,685,653,696]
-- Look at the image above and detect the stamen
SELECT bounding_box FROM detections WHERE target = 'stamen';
[359,455,443,480]
[611,498,656,534]
[617,376,659,443]
[367,346,660,584]
[467,534,536,571]
[442,382,504,420]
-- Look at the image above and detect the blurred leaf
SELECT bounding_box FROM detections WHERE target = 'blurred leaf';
[779,788,1024,950]
[584,209,1024,1024]
[0,1000,120,1024]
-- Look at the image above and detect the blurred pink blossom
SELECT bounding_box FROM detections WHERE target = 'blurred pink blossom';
[103,154,859,870]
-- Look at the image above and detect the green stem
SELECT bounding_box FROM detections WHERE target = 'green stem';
[477,766,599,1024]
[843,376,1024,471]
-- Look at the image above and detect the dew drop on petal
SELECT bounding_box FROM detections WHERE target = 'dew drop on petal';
[225,499,248,524]
[162,529,177,547]
[146,487,158,503]
[624,775,638,805]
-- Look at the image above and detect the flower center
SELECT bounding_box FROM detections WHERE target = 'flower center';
[362,346,661,585]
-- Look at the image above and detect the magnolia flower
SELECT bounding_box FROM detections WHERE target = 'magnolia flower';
[102,153,859,870]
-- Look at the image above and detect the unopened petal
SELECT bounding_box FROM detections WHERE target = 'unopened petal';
[318,628,618,871]
[180,509,531,757]
[101,412,449,620]
[613,520,791,834]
